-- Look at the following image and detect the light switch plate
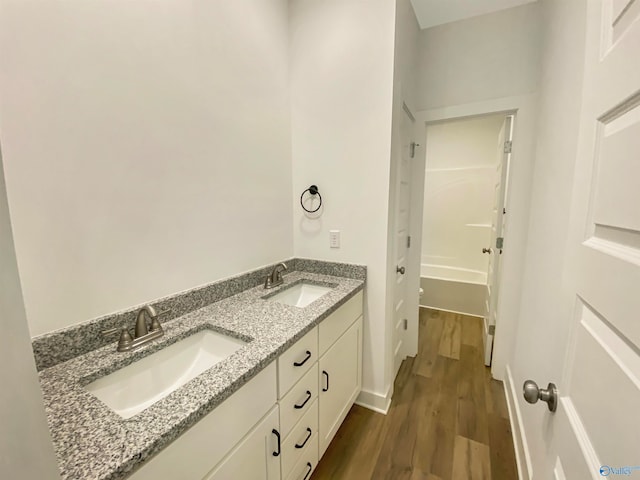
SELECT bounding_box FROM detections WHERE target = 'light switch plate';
[329,230,340,248]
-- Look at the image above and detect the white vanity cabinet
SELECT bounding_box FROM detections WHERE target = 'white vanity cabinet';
[276,328,319,479]
[317,292,363,456]
[276,290,363,477]
[127,290,363,480]
[205,405,281,480]
[127,363,280,480]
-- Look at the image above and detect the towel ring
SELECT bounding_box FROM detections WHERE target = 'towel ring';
[300,185,322,213]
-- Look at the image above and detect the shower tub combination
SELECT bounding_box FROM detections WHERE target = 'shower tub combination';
[419,264,487,318]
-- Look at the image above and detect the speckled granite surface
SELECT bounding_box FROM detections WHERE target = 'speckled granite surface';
[294,258,366,281]
[32,258,366,371]
[38,270,364,480]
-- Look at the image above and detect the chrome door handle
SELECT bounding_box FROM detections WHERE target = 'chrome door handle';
[396,266,405,274]
[482,248,492,254]
[523,380,558,412]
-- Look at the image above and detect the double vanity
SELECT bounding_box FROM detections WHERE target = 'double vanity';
[36,260,365,480]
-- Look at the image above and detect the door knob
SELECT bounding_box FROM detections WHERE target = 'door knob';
[523,380,558,412]
[396,266,405,274]
[482,248,492,254]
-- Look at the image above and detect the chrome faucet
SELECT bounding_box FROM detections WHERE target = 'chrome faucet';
[264,262,288,289]
[102,305,168,352]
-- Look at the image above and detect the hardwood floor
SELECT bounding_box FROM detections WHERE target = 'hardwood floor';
[312,308,517,480]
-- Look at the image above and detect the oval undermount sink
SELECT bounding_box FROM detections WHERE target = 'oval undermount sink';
[85,329,246,419]
[267,282,333,308]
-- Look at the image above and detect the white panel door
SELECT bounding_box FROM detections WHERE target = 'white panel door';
[530,1,640,478]
[392,106,414,378]
[483,116,513,366]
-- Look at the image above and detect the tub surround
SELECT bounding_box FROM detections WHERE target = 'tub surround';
[37,265,364,480]
[32,258,366,371]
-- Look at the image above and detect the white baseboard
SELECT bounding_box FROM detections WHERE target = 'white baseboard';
[505,365,532,480]
[355,387,392,415]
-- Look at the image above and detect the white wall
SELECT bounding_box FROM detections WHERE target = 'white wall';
[422,115,504,275]
[416,3,541,110]
[290,0,397,408]
[0,146,60,478]
[508,0,587,476]
[0,0,293,336]
[410,0,538,29]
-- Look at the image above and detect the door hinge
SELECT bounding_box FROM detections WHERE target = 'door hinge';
[407,235,411,248]
[496,237,504,249]
[504,140,512,153]
[488,325,496,335]
[403,319,408,330]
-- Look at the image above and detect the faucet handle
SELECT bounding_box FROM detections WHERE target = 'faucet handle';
[149,309,170,332]
[102,326,127,337]
[149,316,164,333]
[117,328,133,351]
[102,327,134,351]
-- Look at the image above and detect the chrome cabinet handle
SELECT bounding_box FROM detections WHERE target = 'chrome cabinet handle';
[523,380,558,412]
[396,266,405,274]
[482,248,492,254]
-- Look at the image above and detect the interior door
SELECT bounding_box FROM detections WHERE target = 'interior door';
[391,106,414,379]
[534,1,640,477]
[483,116,513,366]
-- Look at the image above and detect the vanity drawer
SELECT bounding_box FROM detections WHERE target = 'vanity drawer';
[319,291,363,355]
[279,362,318,436]
[281,400,318,479]
[285,433,318,480]
[278,327,318,398]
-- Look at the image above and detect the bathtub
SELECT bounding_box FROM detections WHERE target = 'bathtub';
[419,264,487,317]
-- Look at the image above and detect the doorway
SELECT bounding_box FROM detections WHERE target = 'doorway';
[419,113,514,366]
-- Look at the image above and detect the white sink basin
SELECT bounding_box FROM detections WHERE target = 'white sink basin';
[85,329,246,419]
[268,283,333,308]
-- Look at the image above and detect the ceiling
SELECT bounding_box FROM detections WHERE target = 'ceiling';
[409,0,538,29]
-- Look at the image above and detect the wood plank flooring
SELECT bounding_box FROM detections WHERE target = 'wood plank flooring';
[312,308,517,480]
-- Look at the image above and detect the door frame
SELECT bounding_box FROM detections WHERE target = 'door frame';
[409,94,538,380]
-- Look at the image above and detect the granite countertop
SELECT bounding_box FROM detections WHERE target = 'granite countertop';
[39,271,364,480]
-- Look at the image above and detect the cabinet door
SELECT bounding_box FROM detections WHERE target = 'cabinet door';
[206,406,281,480]
[128,364,277,480]
[318,316,362,456]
